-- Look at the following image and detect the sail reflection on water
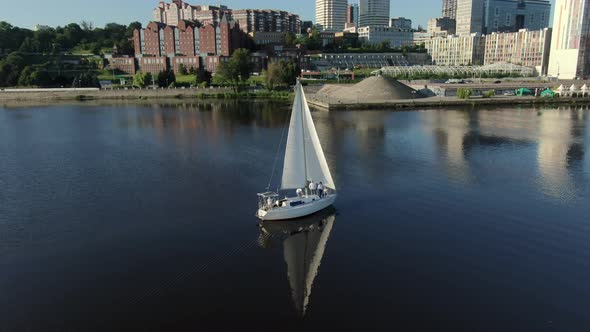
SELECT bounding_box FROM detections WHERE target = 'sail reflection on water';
[258,209,336,316]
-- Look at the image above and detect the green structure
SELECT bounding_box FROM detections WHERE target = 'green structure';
[540,89,555,98]
[515,88,533,96]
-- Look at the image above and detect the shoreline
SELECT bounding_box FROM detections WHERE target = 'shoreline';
[307,95,590,111]
[0,88,293,103]
[2,88,590,110]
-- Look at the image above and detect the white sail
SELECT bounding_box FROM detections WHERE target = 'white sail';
[300,85,336,189]
[281,82,336,190]
[281,83,307,189]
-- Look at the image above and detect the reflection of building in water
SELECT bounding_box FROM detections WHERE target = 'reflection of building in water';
[316,111,387,182]
[423,111,472,183]
[258,210,336,316]
[537,108,586,200]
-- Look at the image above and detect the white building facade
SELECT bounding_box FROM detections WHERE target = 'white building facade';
[315,0,348,32]
[358,26,414,48]
[548,0,590,79]
[456,0,485,35]
[484,28,552,75]
[426,33,485,65]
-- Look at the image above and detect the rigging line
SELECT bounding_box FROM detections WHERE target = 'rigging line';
[266,100,291,191]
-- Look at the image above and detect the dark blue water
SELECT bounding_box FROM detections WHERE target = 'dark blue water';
[1,101,590,331]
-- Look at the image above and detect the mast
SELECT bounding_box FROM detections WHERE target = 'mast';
[300,83,308,187]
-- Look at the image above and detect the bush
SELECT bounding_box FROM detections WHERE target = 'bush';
[457,88,472,99]
[483,89,495,98]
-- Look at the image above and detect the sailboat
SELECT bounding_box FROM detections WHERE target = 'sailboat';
[258,209,336,316]
[257,81,337,221]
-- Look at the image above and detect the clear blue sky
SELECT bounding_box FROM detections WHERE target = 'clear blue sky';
[0,0,554,30]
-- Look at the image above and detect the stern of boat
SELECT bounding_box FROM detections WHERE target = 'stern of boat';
[257,209,268,220]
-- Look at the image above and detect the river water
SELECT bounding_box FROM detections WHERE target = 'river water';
[1,101,589,331]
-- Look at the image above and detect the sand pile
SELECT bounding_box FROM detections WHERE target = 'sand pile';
[315,76,424,103]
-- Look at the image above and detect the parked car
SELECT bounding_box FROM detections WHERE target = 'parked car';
[503,91,515,96]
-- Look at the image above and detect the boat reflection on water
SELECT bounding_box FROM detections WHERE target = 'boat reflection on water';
[257,208,337,316]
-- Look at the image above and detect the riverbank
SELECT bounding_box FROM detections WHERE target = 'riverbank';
[0,87,294,102]
[3,86,590,111]
[307,95,590,111]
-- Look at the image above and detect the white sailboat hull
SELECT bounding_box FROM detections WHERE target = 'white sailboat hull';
[257,194,337,221]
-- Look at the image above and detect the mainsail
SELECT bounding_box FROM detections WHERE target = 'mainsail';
[281,83,336,190]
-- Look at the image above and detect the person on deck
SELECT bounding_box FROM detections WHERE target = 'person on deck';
[317,182,324,198]
[309,181,317,195]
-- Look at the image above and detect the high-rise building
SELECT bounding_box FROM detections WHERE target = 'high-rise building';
[442,0,457,19]
[301,21,314,33]
[232,10,301,34]
[359,0,390,27]
[455,0,485,35]
[428,17,456,36]
[548,0,590,79]
[315,0,347,32]
[484,0,550,34]
[390,17,412,30]
[346,3,359,26]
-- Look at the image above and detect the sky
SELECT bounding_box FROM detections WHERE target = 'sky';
[0,0,555,30]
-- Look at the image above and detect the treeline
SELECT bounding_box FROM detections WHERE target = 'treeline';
[0,21,141,55]
[0,52,100,87]
[0,21,142,87]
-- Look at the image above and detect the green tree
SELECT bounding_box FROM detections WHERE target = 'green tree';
[264,61,281,91]
[195,67,211,86]
[0,52,26,87]
[72,72,99,87]
[132,71,152,88]
[215,48,252,92]
[264,60,300,90]
[29,69,52,87]
[178,63,188,75]
[457,88,473,99]
[17,65,35,86]
[157,69,176,87]
[283,32,296,47]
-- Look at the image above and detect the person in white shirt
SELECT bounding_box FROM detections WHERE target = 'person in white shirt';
[317,182,324,198]
[309,181,317,195]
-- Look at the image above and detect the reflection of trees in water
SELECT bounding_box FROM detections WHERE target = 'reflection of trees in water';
[119,100,292,145]
[131,100,291,129]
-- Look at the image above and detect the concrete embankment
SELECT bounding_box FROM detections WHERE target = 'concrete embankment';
[307,95,590,111]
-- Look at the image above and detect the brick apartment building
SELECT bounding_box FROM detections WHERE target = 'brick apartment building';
[109,1,301,76]
[116,13,245,75]
[154,1,300,34]
[232,9,300,34]
[154,1,231,26]
[108,56,137,75]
